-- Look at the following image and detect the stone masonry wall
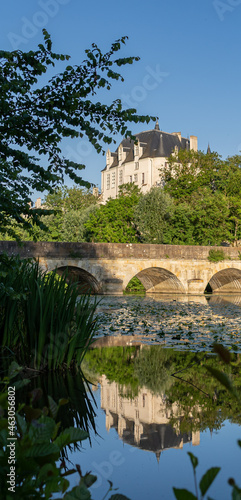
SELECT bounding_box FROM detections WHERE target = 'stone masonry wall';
[0,241,241,261]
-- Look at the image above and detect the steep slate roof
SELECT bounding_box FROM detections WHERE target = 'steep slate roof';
[102,124,190,171]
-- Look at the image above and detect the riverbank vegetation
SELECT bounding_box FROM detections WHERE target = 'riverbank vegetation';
[0,254,98,371]
[0,362,130,499]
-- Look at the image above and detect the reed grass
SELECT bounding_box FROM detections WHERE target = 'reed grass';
[0,254,98,371]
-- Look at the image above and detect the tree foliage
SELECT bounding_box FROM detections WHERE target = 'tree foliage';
[84,183,141,242]
[163,149,241,246]
[0,30,154,236]
[134,187,173,243]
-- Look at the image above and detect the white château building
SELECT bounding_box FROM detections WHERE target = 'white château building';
[101,122,198,202]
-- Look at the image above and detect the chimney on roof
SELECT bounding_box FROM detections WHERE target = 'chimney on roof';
[190,135,198,152]
[155,120,160,131]
[172,132,182,142]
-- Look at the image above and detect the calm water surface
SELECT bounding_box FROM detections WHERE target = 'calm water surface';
[63,294,241,499]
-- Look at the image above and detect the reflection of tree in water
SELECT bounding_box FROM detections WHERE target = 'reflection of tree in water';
[82,346,140,396]
[17,370,97,459]
[134,346,179,395]
[83,345,241,435]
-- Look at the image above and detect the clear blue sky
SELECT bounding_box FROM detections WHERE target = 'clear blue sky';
[1,0,241,195]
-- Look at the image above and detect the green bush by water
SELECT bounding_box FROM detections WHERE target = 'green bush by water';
[124,276,145,294]
[208,249,226,262]
[0,254,98,371]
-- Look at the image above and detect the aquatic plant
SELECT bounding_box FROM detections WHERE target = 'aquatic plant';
[0,254,98,371]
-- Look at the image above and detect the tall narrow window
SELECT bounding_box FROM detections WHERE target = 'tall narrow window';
[119,170,123,184]
[134,174,138,183]
[142,173,145,185]
[107,174,110,190]
[135,162,139,170]
[130,175,133,183]
[111,171,115,188]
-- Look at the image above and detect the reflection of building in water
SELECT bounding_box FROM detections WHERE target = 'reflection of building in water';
[100,375,200,460]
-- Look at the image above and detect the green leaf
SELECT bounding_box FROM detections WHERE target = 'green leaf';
[212,343,232,364]
[83,474,97,487]
[231,486,241,500]
[15,413,27,435]
[8,361,22,379]
[55,427,88,450]
[13,379,30,391]
[199,467,220,496]
[48,395,58,419]
[173,488,197,500]
[109,495,132,500]
[187,452,199,470]
[205,366,238,397]
[63,483,91,499]
[23,442,59,457]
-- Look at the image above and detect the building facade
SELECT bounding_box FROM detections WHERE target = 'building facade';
[101,122,198,203]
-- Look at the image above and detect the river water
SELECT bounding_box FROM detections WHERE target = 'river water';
[60,294,241,499]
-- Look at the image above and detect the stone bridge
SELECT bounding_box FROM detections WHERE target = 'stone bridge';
[1,241,241,295]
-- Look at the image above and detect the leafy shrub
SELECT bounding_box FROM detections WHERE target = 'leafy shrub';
[124,276,145,294]
[208,249,226,262]
[0,362,130,499]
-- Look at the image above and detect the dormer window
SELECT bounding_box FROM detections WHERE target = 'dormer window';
[118,146,123,162]
[134,143,139,157]
[106,149,111,168]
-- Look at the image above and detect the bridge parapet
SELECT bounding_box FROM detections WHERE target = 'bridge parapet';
[0,241,241,261]
[1,242,241,295]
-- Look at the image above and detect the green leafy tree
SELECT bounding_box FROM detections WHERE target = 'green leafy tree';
[189,189,231,246]
[84,183,141,242]
[62,205,99,242]
[166,202,195,245]
[163,149,224,202]
[0,29,154,236]
[134,187,173,243]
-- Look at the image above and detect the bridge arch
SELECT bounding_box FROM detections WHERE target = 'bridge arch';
[49,265,101,294]
[205,268,241,294]
[124,267,185,294]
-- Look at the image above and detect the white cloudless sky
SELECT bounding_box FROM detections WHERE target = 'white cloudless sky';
[1,0,241,198]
